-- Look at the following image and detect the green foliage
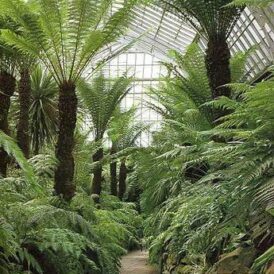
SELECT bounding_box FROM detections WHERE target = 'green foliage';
[30,66,58,154]
[0,129,142,273]
[0,1,272,273]
[108,106,149,150]
[230,48,255,82]
[78,74,133,140]
[0,172,142,273]
[74,135,99,192]
[252,245,274,273]
[133,42,274,272]
[144,180,246,263]
[149,44,212,127]
[0,16,18,74]
[0,130,38,188]
[0,0,139,84]
[139,44,214,212]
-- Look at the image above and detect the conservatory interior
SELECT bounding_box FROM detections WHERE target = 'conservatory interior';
[0,0,274,273]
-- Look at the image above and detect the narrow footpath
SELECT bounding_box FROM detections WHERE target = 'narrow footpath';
[120,250,158,274]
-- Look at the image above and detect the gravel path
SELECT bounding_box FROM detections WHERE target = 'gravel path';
[120,250,158,274]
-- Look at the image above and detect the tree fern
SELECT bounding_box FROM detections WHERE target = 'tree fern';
[78,74,133,195]
[158,0,242,106]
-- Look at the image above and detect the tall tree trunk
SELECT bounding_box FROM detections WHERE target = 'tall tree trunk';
[205,35,231,119]
[0,72,16,177]
[54,81,77,201]
[91,147,103,195]
[17,68,31,158]
[118,159,127,200]
[110,145,117,196]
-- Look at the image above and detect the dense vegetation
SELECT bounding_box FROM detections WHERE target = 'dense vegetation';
[137,45,274,273]
[0,0,273,273]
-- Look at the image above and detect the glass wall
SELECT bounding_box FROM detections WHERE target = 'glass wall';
[104,49,167,145]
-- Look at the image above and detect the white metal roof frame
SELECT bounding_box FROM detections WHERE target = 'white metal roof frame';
[114,2,274,81]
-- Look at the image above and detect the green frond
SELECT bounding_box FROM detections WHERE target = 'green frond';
[161,0,242,39]
[0,0,139,84]
[230,48,255,82]
[1,29,41,57]
[78,74,133,140]
[30,66,58,153]
[252,245,274,272]
[0,131,40,190]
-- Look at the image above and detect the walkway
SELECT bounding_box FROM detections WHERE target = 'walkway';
[120,250,158,274]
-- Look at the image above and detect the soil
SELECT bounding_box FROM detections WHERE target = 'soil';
[120,250,158,274]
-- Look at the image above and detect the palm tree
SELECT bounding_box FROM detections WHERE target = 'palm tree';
[30,66,58,155]
[159,0,242,114]
[78,74,132,195]
[0,19,17,177]
[0,0,138,200]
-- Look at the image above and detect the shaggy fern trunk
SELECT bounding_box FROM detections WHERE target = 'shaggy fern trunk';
[54,81,77,200]
[91,148,103,195]
[0,72,16,177]
[17,68,31,158]
[118,159,127,200]
[110,145,117,196]
[205,35,231,119]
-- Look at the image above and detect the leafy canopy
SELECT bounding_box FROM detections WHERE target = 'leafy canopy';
[0,0,139,85]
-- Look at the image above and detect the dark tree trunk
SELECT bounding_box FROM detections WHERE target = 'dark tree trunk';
[205,35,231,120]
[33,141,40,155]
[54,81,77,201]
[17,68,31,158]
[118,160,127,200]
[110,146,117,196]
[0,72,16,177]
[91,147,103,195]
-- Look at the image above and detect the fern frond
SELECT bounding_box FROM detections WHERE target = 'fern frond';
[0,131,41,192]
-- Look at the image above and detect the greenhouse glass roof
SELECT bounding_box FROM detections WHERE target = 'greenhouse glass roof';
[104,2,274,144]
